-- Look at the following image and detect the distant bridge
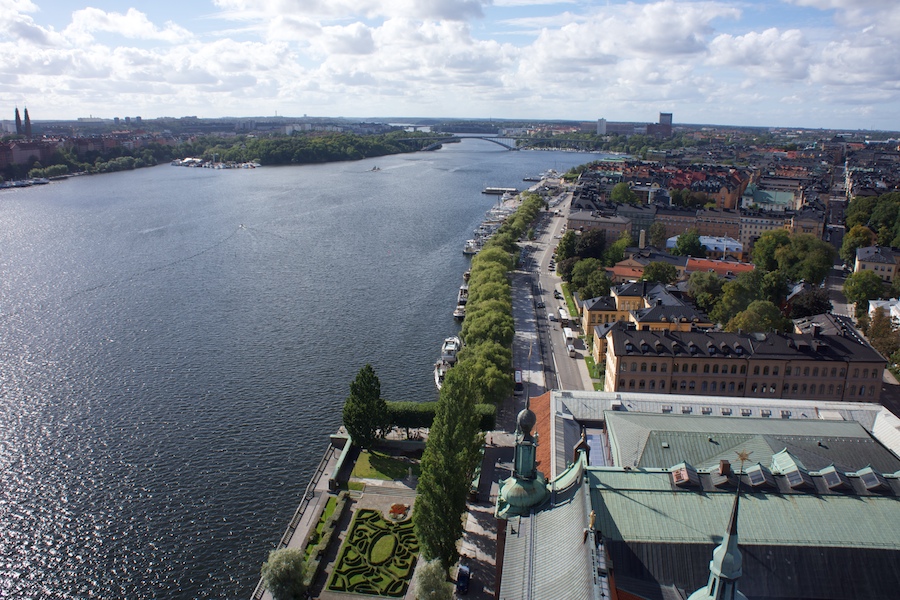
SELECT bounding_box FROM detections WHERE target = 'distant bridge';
[396,135,607,152]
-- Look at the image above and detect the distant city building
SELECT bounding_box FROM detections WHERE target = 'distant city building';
[15,107,22,135]
[23,107,31,139]
[596,118,607,135]
[855,245,900,283]
[667,235,743,260]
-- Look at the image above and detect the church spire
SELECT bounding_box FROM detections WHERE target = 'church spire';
[687,466,748,600]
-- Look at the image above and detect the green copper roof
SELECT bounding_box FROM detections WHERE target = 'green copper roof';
[588,469,900,549]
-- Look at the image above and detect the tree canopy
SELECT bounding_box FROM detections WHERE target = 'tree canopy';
[261,548,307,600]
[342,364,390,448]
[648,221,668,249]
[843,270,885,311]
[789,287,833,319]
[641,261,678,285]
[610,182,638,204]
[555,230,578,262]
[725,300,791,333]
[686,271,724,315]
[670,228,706,258]
[840,225,876,265]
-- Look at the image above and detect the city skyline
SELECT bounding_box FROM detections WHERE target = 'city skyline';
[2,1,899,130]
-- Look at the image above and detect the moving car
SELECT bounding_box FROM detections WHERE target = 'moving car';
[456,565,470,595]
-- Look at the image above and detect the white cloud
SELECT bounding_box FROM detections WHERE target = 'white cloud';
[212,0,486,22]
[64,8,192,43]
[708,28,811,80]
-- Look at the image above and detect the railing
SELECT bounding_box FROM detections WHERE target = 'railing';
[250,444,337,600]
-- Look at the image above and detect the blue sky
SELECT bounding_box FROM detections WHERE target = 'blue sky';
[2,0,899,130]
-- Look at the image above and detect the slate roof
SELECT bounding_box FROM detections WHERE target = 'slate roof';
[604,412,900,473]
[631,303,710,325]
[856,245,900,265]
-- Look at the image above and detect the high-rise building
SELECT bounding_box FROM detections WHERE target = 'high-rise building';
[15,107,22,135]
[596,118,607,135]
[23,107,31,139]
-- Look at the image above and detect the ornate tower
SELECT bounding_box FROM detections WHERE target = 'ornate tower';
[495,406,550,519]
[15,107,22,135]
[23,107,32,139]
[687,483,749,600]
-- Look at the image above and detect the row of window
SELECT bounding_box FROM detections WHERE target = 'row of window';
[620,361,878,379]
[616,378,876,398]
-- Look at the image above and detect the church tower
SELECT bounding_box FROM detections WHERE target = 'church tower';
[687,481,748,600]
[15,107,22,135]
[23,107,32,139]
[495,406,550,519]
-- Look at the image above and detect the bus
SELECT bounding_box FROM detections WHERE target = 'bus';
[558,307,569,326]
[563,327,575,344]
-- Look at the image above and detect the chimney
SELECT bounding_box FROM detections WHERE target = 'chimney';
[639,229,646,249]
[719,460,731,476]
[811,324,821,337]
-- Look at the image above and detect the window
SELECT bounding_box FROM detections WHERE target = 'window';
[621,363,627,372]
[782,383,789,393]
[713,364,719,374]
[740,365,746,374]
[649,380,656,390]
[629,379,636,388]
[853,368,859,378]
[753,366,760,375]
[850,385,856,396]
[660,364,667,373]
[840,368,846,377]
[763,366,769,376]
[631,362,637,372]
[860,386,866,397]
[680,381,687,390]
[704,364,710,373]
[751,383,758,393]
[651,363,657,372]
[870,385,875,396]
[773,367,779,376]
[792,384,798,393]
[729,382,735,392]
[738,382,744,392]
[818,384,825,395]
[618,381,625,389]
[786,366,792,376]
[639,380,646,389]
[872,369,879,379]
[830,368,836,377]
[702,382,708,391]
[710,382,717,391]
[828,384,834,394]
[689,381,696,390]
[691,364,697,373]
[660,380,666,390]
[682,364,688,373]
[641,362,647,372]
[803,367,810,376]
[801,384,808,394]
[836,384,842,394]
[812,367,818,377]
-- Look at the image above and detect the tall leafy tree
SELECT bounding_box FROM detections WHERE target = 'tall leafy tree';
[581,270,612,299]
[610,182,638,204]
[603,230,633,266]
[671,228,706,258]
[686,271,724,315]
[570,258,603,291]
[843,270,884,312]
[641,261,678,285]
[789,288,833,318]
[342,364,389,448]
[867,307,900,360]
[414,559,454,599]
[414,364,483,571]
[775,234,836,284]
[725,300,791,333]
[751,229,792,272]
[648,221,668,249]
[555,230,578,262]
[574,229,607,260]
[261,549,307,600]
[840,225,876,264]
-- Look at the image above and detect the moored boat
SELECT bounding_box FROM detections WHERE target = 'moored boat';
[452,304,466,320]
[440,335,463,364]
[457,285,469,306]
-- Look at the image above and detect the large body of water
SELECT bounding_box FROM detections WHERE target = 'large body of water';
[0,140,599,598]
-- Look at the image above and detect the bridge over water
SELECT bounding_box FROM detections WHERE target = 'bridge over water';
[397,135,605,152]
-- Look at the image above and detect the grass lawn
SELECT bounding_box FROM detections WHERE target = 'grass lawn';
[304,495,338,560]
[351,450,420,481]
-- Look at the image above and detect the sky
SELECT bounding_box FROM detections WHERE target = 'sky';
[1,0,899,130]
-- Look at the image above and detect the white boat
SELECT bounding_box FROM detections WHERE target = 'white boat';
[453,304,466,320]
[463,239,482,255]
[440,336,462,364]
[457,285,469,306]
[434,360,450,390]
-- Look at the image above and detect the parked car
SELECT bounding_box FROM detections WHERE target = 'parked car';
[554,290,562,299]
[536,300,545,309]
[456,565,471,595]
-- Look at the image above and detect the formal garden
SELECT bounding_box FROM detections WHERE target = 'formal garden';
[327,507,419,597]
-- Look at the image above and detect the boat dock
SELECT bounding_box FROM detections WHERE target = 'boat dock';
[482,186,518,195]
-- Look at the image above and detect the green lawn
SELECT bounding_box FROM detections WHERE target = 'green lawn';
[304,495,338,560]
[351,450,420,481]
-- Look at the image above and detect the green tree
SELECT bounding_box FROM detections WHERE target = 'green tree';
[751,229,792,272]
[648,221,668,249]
[843,270,884,312]
[845,196,878,229]
[710,272,758,326]
[725,300,791,333]
[686,271,724,315]
[342,364,389,448]
[414,559,454,599]
[414,364,484,570]
[581,270,612,299]
[840,225,876,265]
[570,258,603,291]
[261,548,307,600]
[789,287,833,318]
[867,307,900,360]
[603,230,633,267]
[775,234,836,284]
[610,182,638,204]
[641,261,678,285]
[671,228,706,258]
[574,229,606,260]
[555,230,578,262]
